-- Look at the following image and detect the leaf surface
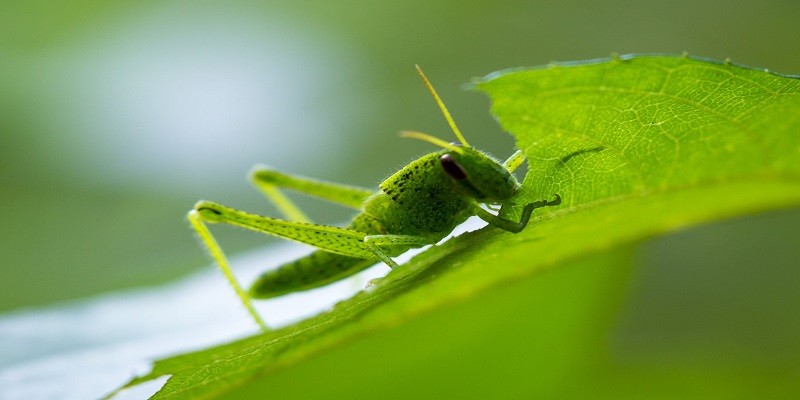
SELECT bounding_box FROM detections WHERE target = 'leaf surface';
[115,55,800,399]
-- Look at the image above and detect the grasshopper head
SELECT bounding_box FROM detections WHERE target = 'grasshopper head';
[408,66,520,202]
[439,146,519,203]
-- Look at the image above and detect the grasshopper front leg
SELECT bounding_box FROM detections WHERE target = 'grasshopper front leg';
[469,194,561,234]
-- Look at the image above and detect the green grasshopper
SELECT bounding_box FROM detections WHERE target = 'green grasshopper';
[188,66,561,331]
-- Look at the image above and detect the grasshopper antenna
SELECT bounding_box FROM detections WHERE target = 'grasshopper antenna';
[415,65,471,148]
[400,130,464,153]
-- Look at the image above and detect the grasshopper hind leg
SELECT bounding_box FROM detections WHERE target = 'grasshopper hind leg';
[188,209,269,331]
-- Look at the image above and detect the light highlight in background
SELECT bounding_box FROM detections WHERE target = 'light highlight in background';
[16,3,373,195]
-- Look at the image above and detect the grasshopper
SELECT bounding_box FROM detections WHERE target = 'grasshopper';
[188,66,560,331]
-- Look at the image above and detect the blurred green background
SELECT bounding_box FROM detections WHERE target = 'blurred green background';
[1,0,798,343]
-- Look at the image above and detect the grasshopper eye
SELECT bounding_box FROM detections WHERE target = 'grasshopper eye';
[440,154,467,180]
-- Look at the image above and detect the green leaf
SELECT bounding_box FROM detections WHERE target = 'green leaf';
[481,55,800,213]
[113,55,800,399]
